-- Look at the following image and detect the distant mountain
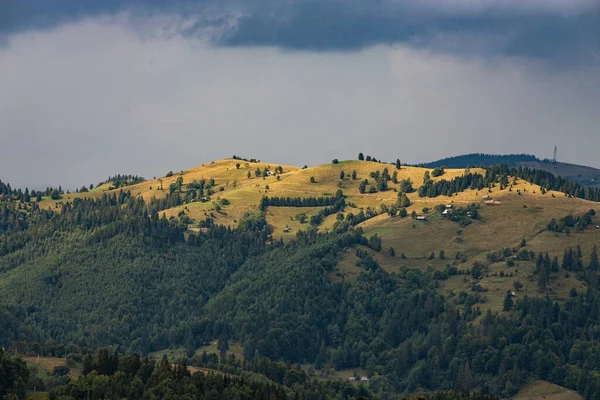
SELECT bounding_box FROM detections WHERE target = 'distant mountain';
[421,153,540,168]
[423,153,600,187]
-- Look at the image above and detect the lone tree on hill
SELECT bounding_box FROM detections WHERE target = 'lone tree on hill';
[589,246,599,271]
[358,180,368,194]
[423,171,431,184]
[358,153,364,161]
[395,159,401,170]
[397,192,411,208]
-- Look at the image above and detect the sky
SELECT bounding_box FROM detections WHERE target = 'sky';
[1,1,599,189]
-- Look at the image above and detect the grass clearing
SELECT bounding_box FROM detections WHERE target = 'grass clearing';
[23,356,80,379]
[197,340,245,362]
[513,380,582,400]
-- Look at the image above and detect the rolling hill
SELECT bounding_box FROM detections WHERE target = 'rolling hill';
[3,156,600,399]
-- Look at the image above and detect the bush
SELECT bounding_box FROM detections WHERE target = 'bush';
[431,167,445,177]
[53,366,70,377]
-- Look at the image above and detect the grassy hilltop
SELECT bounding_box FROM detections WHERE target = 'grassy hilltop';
[38,157,600,314]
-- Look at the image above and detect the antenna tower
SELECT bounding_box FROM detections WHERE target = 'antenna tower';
[553,146,557,164]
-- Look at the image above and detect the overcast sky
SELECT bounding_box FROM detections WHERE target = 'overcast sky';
[1,1,599,189]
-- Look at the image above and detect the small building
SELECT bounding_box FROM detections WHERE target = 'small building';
[200,227,209,233]
[416,216,427,221]
[483,195,491,200]
[511,291,517,297]
[283,227,291,233]
[348,377,356,382]
[445,204,453,209]
[360,376,370,383]
[484,200,502,205]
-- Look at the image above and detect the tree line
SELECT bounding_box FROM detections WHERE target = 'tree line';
[260,191,344,211]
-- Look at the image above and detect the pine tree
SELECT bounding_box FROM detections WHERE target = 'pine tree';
[551,257,559,272]
[503,290,513,311]
[315,341,327,370]
[535,253,544,274]
[577,245,584,270]
[589,246,599,271]
[358,153,364,161]
[457,361,472,393]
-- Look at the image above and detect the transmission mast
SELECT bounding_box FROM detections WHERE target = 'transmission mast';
[553,146,557,164]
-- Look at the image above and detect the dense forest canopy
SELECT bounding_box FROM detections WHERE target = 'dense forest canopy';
[421,154,540,168]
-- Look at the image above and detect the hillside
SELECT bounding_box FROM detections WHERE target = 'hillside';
[38,158,489,240]
[3,157,600,399]
[513,381,582,400]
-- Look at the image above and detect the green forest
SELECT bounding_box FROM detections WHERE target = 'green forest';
[2,162,600,399]
[421,154,539,169]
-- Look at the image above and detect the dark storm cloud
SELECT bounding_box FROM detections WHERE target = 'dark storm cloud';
[222,1,600,62]
[2,0,599,62]
[1,2,599,190]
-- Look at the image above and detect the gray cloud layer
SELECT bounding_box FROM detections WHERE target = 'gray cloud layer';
[2,0,599,63]
[1,15,599,189]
